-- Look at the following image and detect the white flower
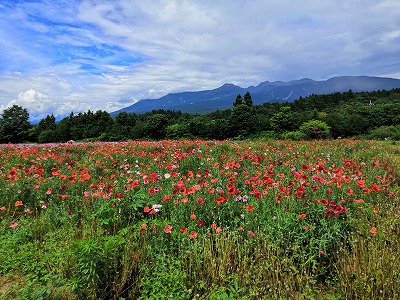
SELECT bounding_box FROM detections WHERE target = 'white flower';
[152,204,162,211]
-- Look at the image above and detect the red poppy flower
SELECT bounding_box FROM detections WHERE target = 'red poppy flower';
[216,196,226,205]
[246,205,255,211]
[370,184,379,192]
[298,214,307,219]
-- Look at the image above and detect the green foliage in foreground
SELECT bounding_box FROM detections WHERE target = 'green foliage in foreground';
[0,140,399,299]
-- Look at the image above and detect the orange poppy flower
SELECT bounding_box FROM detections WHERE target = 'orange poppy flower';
[189,231,198,239]
[164,225,172,234]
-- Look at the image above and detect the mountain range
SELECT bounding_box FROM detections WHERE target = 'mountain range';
[111,76,400,115]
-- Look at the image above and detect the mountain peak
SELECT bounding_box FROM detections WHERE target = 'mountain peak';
[111,76,400,115]
[219,83,239,88]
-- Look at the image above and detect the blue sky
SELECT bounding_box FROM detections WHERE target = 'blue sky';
[1,0,400,119]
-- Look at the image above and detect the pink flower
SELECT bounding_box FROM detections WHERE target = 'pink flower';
[248,230,255,238]
[10,221,18,228]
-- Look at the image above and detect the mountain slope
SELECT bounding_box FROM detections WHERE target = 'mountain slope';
[111,76,400,115]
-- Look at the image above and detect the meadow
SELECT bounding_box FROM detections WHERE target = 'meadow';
[0,139,399,299]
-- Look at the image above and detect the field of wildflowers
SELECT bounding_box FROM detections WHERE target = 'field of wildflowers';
[0,139,399,299]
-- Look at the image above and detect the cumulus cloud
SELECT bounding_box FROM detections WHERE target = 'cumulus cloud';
[11,89,57,114]
[0,0,399,119]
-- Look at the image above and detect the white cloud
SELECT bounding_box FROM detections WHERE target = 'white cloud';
[0,0,399,120]
[12,89,57,114]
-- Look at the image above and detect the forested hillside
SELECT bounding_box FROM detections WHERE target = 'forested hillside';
[1,88,400,143]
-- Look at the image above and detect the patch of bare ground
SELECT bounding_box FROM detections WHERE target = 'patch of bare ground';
[0,275,25,299]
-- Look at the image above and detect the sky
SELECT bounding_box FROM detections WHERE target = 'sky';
[1,0,400,120]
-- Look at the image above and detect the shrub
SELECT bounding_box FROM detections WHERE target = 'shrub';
[299,119,331,139]
[282,130,306,140]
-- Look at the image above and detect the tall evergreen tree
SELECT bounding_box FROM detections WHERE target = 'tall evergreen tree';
[233,94,243,107]
[0,105,31,143]
[244,91,253,106]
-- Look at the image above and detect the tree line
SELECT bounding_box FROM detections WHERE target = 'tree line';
[1,88,400,143]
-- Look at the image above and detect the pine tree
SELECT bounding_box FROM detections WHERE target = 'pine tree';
[233,94,243,107]
[244,91,253,106]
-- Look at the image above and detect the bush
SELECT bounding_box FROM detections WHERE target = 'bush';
[282,130,306,140]
[299,119,331,139]
[366,125,400,140]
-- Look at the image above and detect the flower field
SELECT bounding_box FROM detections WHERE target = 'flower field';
[0,140,399,299]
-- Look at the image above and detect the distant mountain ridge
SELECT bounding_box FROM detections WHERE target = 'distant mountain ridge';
[112,76,400,115]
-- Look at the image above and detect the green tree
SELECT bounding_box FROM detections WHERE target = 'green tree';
[38,129,58,143]
[55,113,73,142]
[270,106,295,134]
[233,94,243,107]
[0,105,31,143]
[36,114,57,143]
[38,114,56,131]
[165,123,190,139]
[109,112,137,141]
[229,104,256,138]
[87,110,114,139]
[243,91,253,106]
[144,114,169,139]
